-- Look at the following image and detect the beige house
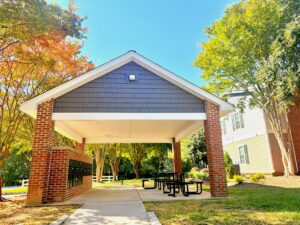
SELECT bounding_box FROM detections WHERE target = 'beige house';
[221,92,286,175]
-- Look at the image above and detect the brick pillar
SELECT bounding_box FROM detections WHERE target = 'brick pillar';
[172,138,182,173]
[204,101,228,197]
[27,99,55,205]
[75,138,86,153]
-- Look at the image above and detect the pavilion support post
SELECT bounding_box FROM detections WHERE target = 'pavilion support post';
[27,99,55,205]
[204,101,228,197]
[75,138,86,153]
[172,138,182,173]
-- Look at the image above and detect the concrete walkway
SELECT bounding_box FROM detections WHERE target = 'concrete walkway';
[64,188,150,225]
[62,187,210,225]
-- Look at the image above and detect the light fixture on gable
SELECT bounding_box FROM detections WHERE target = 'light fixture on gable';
[129,74,136,81]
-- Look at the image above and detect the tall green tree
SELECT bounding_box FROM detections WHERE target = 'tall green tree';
[224,152,235,179]
[194,0,300,176]
[90,144,109,182]
[0,0,93,200]
[2,147,31,186]
[141,143,171,176]
[107,144,123,181]
[186,130,207,168]
[126,144,148,178]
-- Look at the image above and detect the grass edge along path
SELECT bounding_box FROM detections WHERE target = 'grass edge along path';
[144,186,300,225]
[0,196,81,225]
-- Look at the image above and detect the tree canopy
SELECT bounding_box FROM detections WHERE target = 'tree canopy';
[186,130,207,168]
[194,0,300,175]
[0,0,93,199]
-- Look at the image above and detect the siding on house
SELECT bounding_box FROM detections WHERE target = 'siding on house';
[221,94,275,174]
[221,96,267,145]
[224,134,274,174]
[54,62,205,113]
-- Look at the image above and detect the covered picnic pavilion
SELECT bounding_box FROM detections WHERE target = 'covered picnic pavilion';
[20,51,233,205]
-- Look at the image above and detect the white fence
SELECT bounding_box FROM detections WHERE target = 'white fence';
[20,176,114,186]
[93,175,115,182]
[22,179,29,187]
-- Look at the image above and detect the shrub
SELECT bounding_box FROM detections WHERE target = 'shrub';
[200,168,208,173]
[224,152,235,179]
[199,171,209,180]
[187,170,209,181]
[190,167,200,173]
[250,173,265,183]
[182,159,193,172]
[233,175,243,184]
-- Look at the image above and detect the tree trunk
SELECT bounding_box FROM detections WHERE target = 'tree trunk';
[108,144,121,181]
[94,144,107,182]
[134,162,141,179]
[112,168,117,181]
[96,161,104,182]
[110,163,118,181]
[0,159,3,201]
[265,110,296,176]
[275,132,291,176]
[284,113,297,175]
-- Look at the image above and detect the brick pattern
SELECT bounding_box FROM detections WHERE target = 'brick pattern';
[26,101,92,204]
[47,147,93,203]
[75,138,86,153]
[267,133,285,175]
[204,101,228,197]
[27,99,55,205]
[288,105,300,174]
[47,149,68,202]
[172,138,182,173]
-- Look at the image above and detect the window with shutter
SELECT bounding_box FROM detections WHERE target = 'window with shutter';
[231,112,245,131]
[231,114,236,131]
[238,145,250,165]
[240,113,244,128]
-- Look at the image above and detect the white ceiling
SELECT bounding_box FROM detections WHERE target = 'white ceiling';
[55,120,203,143]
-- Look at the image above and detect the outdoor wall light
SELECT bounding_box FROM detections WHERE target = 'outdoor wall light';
[129,74,136,81]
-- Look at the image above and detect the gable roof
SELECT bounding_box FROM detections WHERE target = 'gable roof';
[20,50,233,117]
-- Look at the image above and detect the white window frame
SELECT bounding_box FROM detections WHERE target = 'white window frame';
[221,119,226,135]
[238,144,250,165]
[231,112,244,131]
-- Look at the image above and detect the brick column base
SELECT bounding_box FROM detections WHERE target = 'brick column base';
[173,138,182,173]
[204,101,228,197]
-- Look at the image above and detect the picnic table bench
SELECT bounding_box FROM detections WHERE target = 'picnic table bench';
[142,172,203,197]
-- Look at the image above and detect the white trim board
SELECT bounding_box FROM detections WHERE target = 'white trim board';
[20,51,233,118]
[52,113,207,121]
[86,137,173,144]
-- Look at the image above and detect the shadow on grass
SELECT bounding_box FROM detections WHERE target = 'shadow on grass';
[144,184,300,225]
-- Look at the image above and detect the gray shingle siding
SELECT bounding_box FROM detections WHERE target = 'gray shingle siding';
[54,62,205,113]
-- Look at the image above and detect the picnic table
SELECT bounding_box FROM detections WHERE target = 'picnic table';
[142,172,203,197]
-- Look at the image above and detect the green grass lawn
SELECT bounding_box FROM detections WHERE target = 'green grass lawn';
[2,187,28,194]
[144,186,300,225]
[92,179,143,188]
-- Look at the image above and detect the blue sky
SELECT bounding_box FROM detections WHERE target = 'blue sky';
[49,0,235,86]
